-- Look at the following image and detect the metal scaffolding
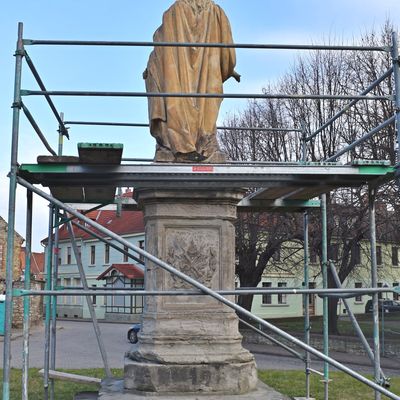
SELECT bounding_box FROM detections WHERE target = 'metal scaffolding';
[3,21,400,400]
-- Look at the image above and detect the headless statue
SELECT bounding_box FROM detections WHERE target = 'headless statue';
[144,0,240,163]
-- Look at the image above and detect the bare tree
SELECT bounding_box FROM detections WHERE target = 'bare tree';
[219,22,399,334]
[235,212,303,312]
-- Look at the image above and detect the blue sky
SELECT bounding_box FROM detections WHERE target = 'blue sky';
[1,0,400,250]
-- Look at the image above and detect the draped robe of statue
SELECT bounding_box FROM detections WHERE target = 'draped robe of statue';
[144,0,237,162]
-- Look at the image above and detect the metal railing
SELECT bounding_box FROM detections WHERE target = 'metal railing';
[3,21,400,400]
[12,177,400,400]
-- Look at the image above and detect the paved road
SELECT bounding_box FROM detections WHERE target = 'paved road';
[1,320,399,378]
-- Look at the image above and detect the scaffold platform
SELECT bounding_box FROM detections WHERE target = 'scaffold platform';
[18,161,395,209]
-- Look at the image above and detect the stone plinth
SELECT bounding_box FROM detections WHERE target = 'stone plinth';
[99,379,289,399]
[125,189,257,395]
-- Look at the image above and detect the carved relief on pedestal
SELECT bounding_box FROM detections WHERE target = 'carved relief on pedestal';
[165,227,220,290]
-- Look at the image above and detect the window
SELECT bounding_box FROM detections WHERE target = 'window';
[353,244,361,265]
[104,272,144,314]
[90,245,96,265]
[393,283,399,301]
[309,248,317,264]
[123,245,129,262]
[355,282,363,302]
[309,282,316,310]
[139,240,145,262]
[76,246,81,263]
[262,282,272,305]
[67,247,72,264]
[73,278,82,305]
[377,282,383,300]
[104,244,110,265]
[64,278,71,304]
[92,284,97,305]
[272,246,281,262]
[330,243,339,261]
[392,247,399,267]
[277,282,287,304]
[57,278,62,304]
[376,246,382,266]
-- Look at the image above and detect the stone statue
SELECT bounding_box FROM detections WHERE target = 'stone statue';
[144,0,241,163]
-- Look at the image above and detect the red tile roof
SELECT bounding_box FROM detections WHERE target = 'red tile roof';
[19,248,45,280]
[41,191,144,244]
[97,263,144,280]
[57,208,144,242]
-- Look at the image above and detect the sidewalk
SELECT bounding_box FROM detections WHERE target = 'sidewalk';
[0,329,27,342]
[0,324,63,343]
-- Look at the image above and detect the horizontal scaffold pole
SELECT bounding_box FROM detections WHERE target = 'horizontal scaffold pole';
[23,39,389,52]
[64,120,302,133]
[14,176,400,400]
[14,288,397,297]
[20,90,390,101]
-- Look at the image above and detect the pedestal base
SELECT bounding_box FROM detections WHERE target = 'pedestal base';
[98,379,290,399]
[124,358,257,394]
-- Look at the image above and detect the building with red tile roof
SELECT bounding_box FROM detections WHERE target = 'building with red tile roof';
[19,248,45,281]
[97,264,144,280]
[44,192,145,322]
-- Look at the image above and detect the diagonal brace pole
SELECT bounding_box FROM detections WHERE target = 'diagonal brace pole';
[65,216,113,378]
[329,261,388,385]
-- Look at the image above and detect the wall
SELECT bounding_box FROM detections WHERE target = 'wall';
[242,329,400,357]
[0,280,44,328]
[0,217,24,281]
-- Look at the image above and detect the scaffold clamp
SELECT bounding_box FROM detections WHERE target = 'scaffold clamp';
[14,48,25,57]
[11,101,22,109]
[12,289,24,297]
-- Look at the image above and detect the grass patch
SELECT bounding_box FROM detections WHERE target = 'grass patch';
[259,370,400,400]
[1,368,399,399]
[0,368,123,400]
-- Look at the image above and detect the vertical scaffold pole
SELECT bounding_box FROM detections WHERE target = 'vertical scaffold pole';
[22,190,33,400]
[43,206,54,400]
[303,211,311,399]
[321,193,329,400]
[369,186,381,400]
[49,211,58,400]
[2,22,24,400]
[50,112,64,400]
[58,112,65,156]
[391,32,400,163]
[301,122,307,164]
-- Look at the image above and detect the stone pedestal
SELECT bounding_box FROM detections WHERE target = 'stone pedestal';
[124,189,257,395]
